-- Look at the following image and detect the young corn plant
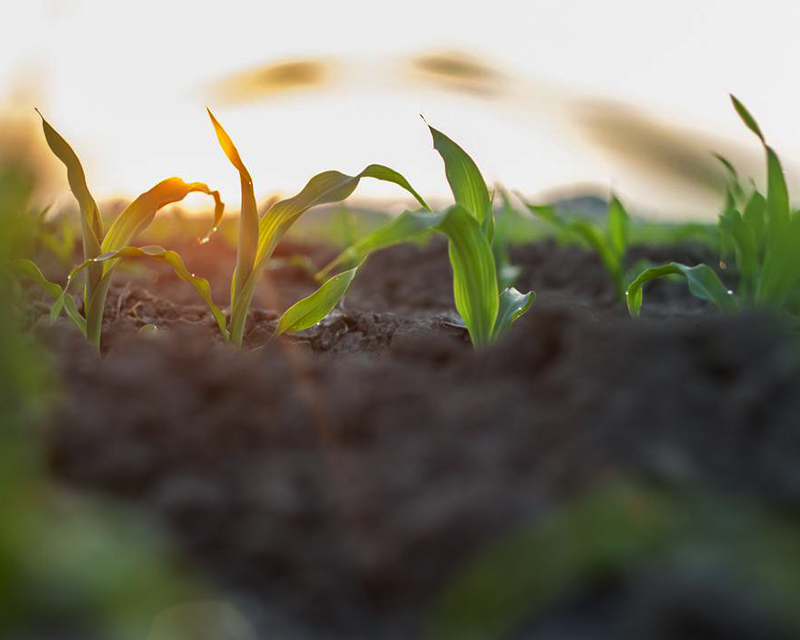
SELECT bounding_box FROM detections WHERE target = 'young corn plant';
[204,110,431,346]
[11,113,225,349]
[626,95,797,318]
[318,123,534,348]
[519,194,631,303]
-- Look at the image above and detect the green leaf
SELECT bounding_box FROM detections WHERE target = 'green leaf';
[316,209,444,279]
[730,94,765,143]
[718,207,758,300]
[8,259,86,335]
[607,195,629,259]
[272,263,360,338]
[59,246,229,346]
[713,153,746,203]
[207,109,258,301]
[492,189,521,289]
[757,214,800,307]
[492,287,534,340]
[522,201,562,229]
[37,110,103,298]
[324,204,502,348]
[438,205,499,348]
[428,124,491,222]
[358,164,430,214]
[255,166,429,271]
[626,262,738,317]
[742,191,766,251]
[766,146,790,230]
[101,178,224,257]
[228,164,429,346]
[522,195,625,302]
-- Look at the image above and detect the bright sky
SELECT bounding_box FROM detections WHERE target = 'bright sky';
[3,0,800,219]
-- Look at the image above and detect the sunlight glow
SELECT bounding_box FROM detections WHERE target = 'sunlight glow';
[3,0,800,219]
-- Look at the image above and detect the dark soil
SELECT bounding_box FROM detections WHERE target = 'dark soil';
[35,236,800,639]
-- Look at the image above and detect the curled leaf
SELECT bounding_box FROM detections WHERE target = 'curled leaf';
[59,246,229,346]
[492,287,534,341]
[626,262,737,317]
[101,179,224,258]
[8,259,85,335]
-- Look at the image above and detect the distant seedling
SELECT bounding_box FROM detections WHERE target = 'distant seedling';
[519,193,631,303]
[10,113,225,349]
[627,96,799,318]
[319,122,534,348]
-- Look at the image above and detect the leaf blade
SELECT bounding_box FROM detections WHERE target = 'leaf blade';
[61,246,229,344]
[8,259,86,334]
[438,205,499,348]
[273,264,360,337]
[37,111,103,297]
[626,262,737,317]
[730,94,765,143]
[101,179,224,257]
[607,195,629,259]
[492,287,534,341]
[428,125,491,222]
[316,209,444,278]
[207,109,258,299]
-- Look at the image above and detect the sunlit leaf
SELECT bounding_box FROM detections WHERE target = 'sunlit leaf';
[36,110,103,298]
[626,262,737,317]
[227,164,429,346]
[58,245,228,346]
[101,178,224,258]
[207,109,257,299]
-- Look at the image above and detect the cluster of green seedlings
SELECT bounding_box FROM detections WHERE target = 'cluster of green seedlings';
[7,95,793,351]
[11,109,535,350]
[626,95,800,318]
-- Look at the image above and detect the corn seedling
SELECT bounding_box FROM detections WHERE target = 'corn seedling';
[626,95,799,318]
[519,193,631,303]
[319,123,534,348]
[204,110,430,346]
[8,113,225,349]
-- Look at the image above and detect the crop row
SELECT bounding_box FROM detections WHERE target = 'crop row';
[8,96,798,350]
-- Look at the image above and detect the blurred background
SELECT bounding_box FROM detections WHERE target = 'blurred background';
[3,0,800,219]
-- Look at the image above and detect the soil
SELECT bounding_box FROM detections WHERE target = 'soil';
[31,235,800,639]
